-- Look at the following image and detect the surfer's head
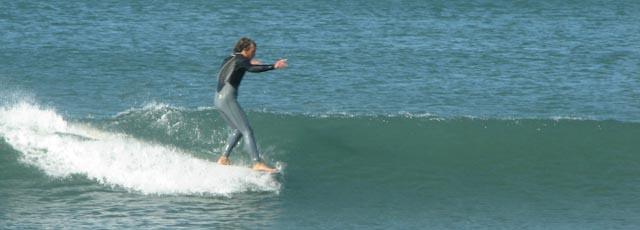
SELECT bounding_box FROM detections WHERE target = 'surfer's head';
[235,37,256,59]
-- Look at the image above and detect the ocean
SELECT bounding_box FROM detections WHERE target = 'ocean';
[1,0,639,229]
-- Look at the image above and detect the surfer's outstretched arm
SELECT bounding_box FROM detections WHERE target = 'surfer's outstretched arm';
[244,59,287,72]
[250,58,287,68]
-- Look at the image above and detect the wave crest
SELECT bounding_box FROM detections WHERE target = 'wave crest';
[0,102,281,196]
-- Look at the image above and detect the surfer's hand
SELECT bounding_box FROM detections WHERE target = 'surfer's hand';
[275,59,288,69]
[250,60,263,65]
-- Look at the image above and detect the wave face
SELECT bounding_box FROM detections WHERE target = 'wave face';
[4,101,639,193]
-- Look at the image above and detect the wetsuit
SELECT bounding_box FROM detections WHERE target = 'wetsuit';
[215,53,275,162]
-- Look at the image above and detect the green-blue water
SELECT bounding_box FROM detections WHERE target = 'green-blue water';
[2,1,639,229]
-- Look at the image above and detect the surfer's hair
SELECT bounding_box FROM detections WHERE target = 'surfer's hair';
[234,37,256,53]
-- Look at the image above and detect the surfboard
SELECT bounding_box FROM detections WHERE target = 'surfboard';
[218,164,281,176]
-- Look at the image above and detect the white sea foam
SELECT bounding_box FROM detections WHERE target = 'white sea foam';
[0,102,281,196]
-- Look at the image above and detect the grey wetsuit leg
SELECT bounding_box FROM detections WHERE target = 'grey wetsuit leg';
[215,85,261,163]
[221,130,242,157]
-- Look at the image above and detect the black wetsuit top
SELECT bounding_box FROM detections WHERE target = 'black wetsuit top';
[216,53,275,92]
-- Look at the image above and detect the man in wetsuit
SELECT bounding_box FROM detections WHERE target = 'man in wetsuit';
[215,37,287,172]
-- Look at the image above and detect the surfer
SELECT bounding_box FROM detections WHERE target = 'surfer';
[214,37,287,172]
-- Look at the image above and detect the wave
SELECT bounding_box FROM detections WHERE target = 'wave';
[2,101,639,197]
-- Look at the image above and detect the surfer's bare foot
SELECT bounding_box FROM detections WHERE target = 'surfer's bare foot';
[217,156,231,165]
[252,162,278,173]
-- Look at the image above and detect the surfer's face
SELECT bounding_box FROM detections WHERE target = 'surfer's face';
[242,44,256,59]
